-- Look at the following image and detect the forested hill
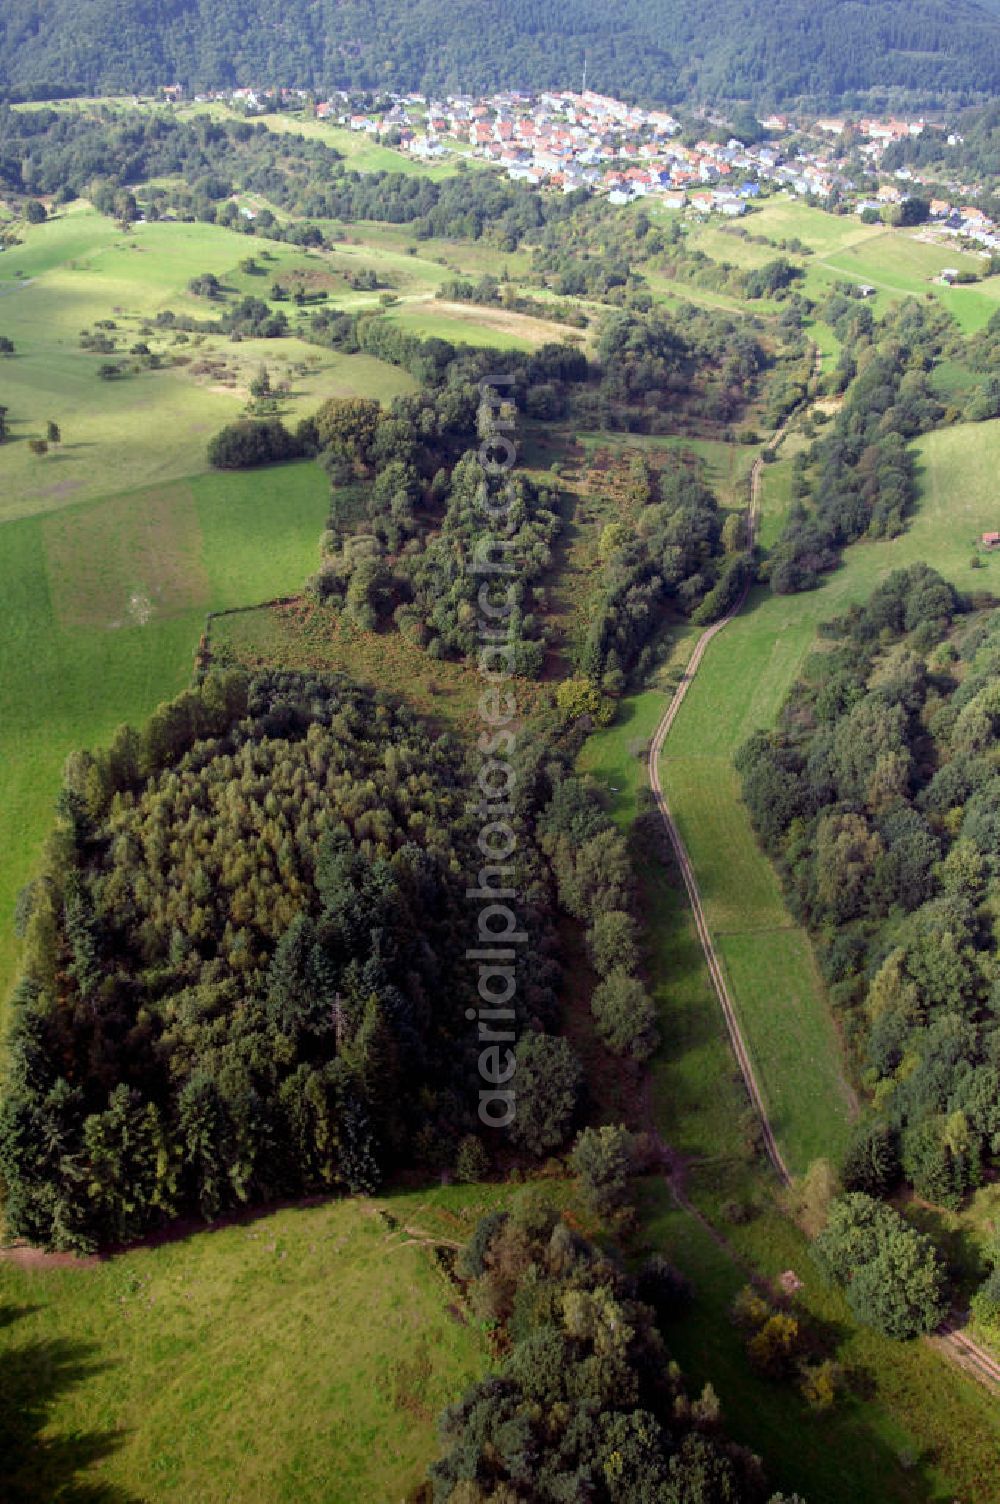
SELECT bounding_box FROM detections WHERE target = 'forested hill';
[2,0,1000,108]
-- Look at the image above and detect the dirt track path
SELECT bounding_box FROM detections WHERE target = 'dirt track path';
[647,380,811,1187]
[931,1314,1000,1395]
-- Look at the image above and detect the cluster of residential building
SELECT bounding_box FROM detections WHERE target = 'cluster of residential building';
[336,89,996,240]
[159,82,997,243]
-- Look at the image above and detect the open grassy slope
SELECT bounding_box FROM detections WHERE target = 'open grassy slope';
[175,101,489,179]
[386,298,583,351]
[0,1191,488,1503]
[0,205,581,517]
[0,206,423,518]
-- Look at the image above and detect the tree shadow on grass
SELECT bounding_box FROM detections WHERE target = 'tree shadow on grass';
[903,1198,990,1296]
[0,1305,139,1504]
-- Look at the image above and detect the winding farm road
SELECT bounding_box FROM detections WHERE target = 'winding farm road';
[647,357,1000,1395]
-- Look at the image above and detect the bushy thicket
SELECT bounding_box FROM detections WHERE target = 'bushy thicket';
[767,299,948,594]
[207,417,301,468]
[293,321,738,680]
[303,378,564,675]
[538,775,658,1058]
[427,1192,789,1504]
[738,567,1000,1209]
[814,1194,947,1339]
[579,452,724,688]
[964,307,1000,423]
[592,306,767,432]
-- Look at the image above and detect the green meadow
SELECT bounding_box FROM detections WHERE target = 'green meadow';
[0,204,578,519]
[385,298,576,350]
[177,101,489,179]
[25,96,487,182]
[575,417,1000,1501]
[0,1191,490,1503]
[639,1174,1000,1504]
[808,236,999,332]
[579,416,998,1175]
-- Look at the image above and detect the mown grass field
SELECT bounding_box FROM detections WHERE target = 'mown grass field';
[0,462,330,1016]
[385,298,573,350]
[806,236,999,332]
[0,1190,490,1503]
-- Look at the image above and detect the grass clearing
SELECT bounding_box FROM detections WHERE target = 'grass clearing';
[577,417,1000,1491]
[385,299,565,350]
[576,430,757,509]
[210,597,554,739]
[0,1191,489,1503]
[320,221,535,285]
[211,600,490,733]
[637,1179,981,1504]
[716,929,856,1163]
